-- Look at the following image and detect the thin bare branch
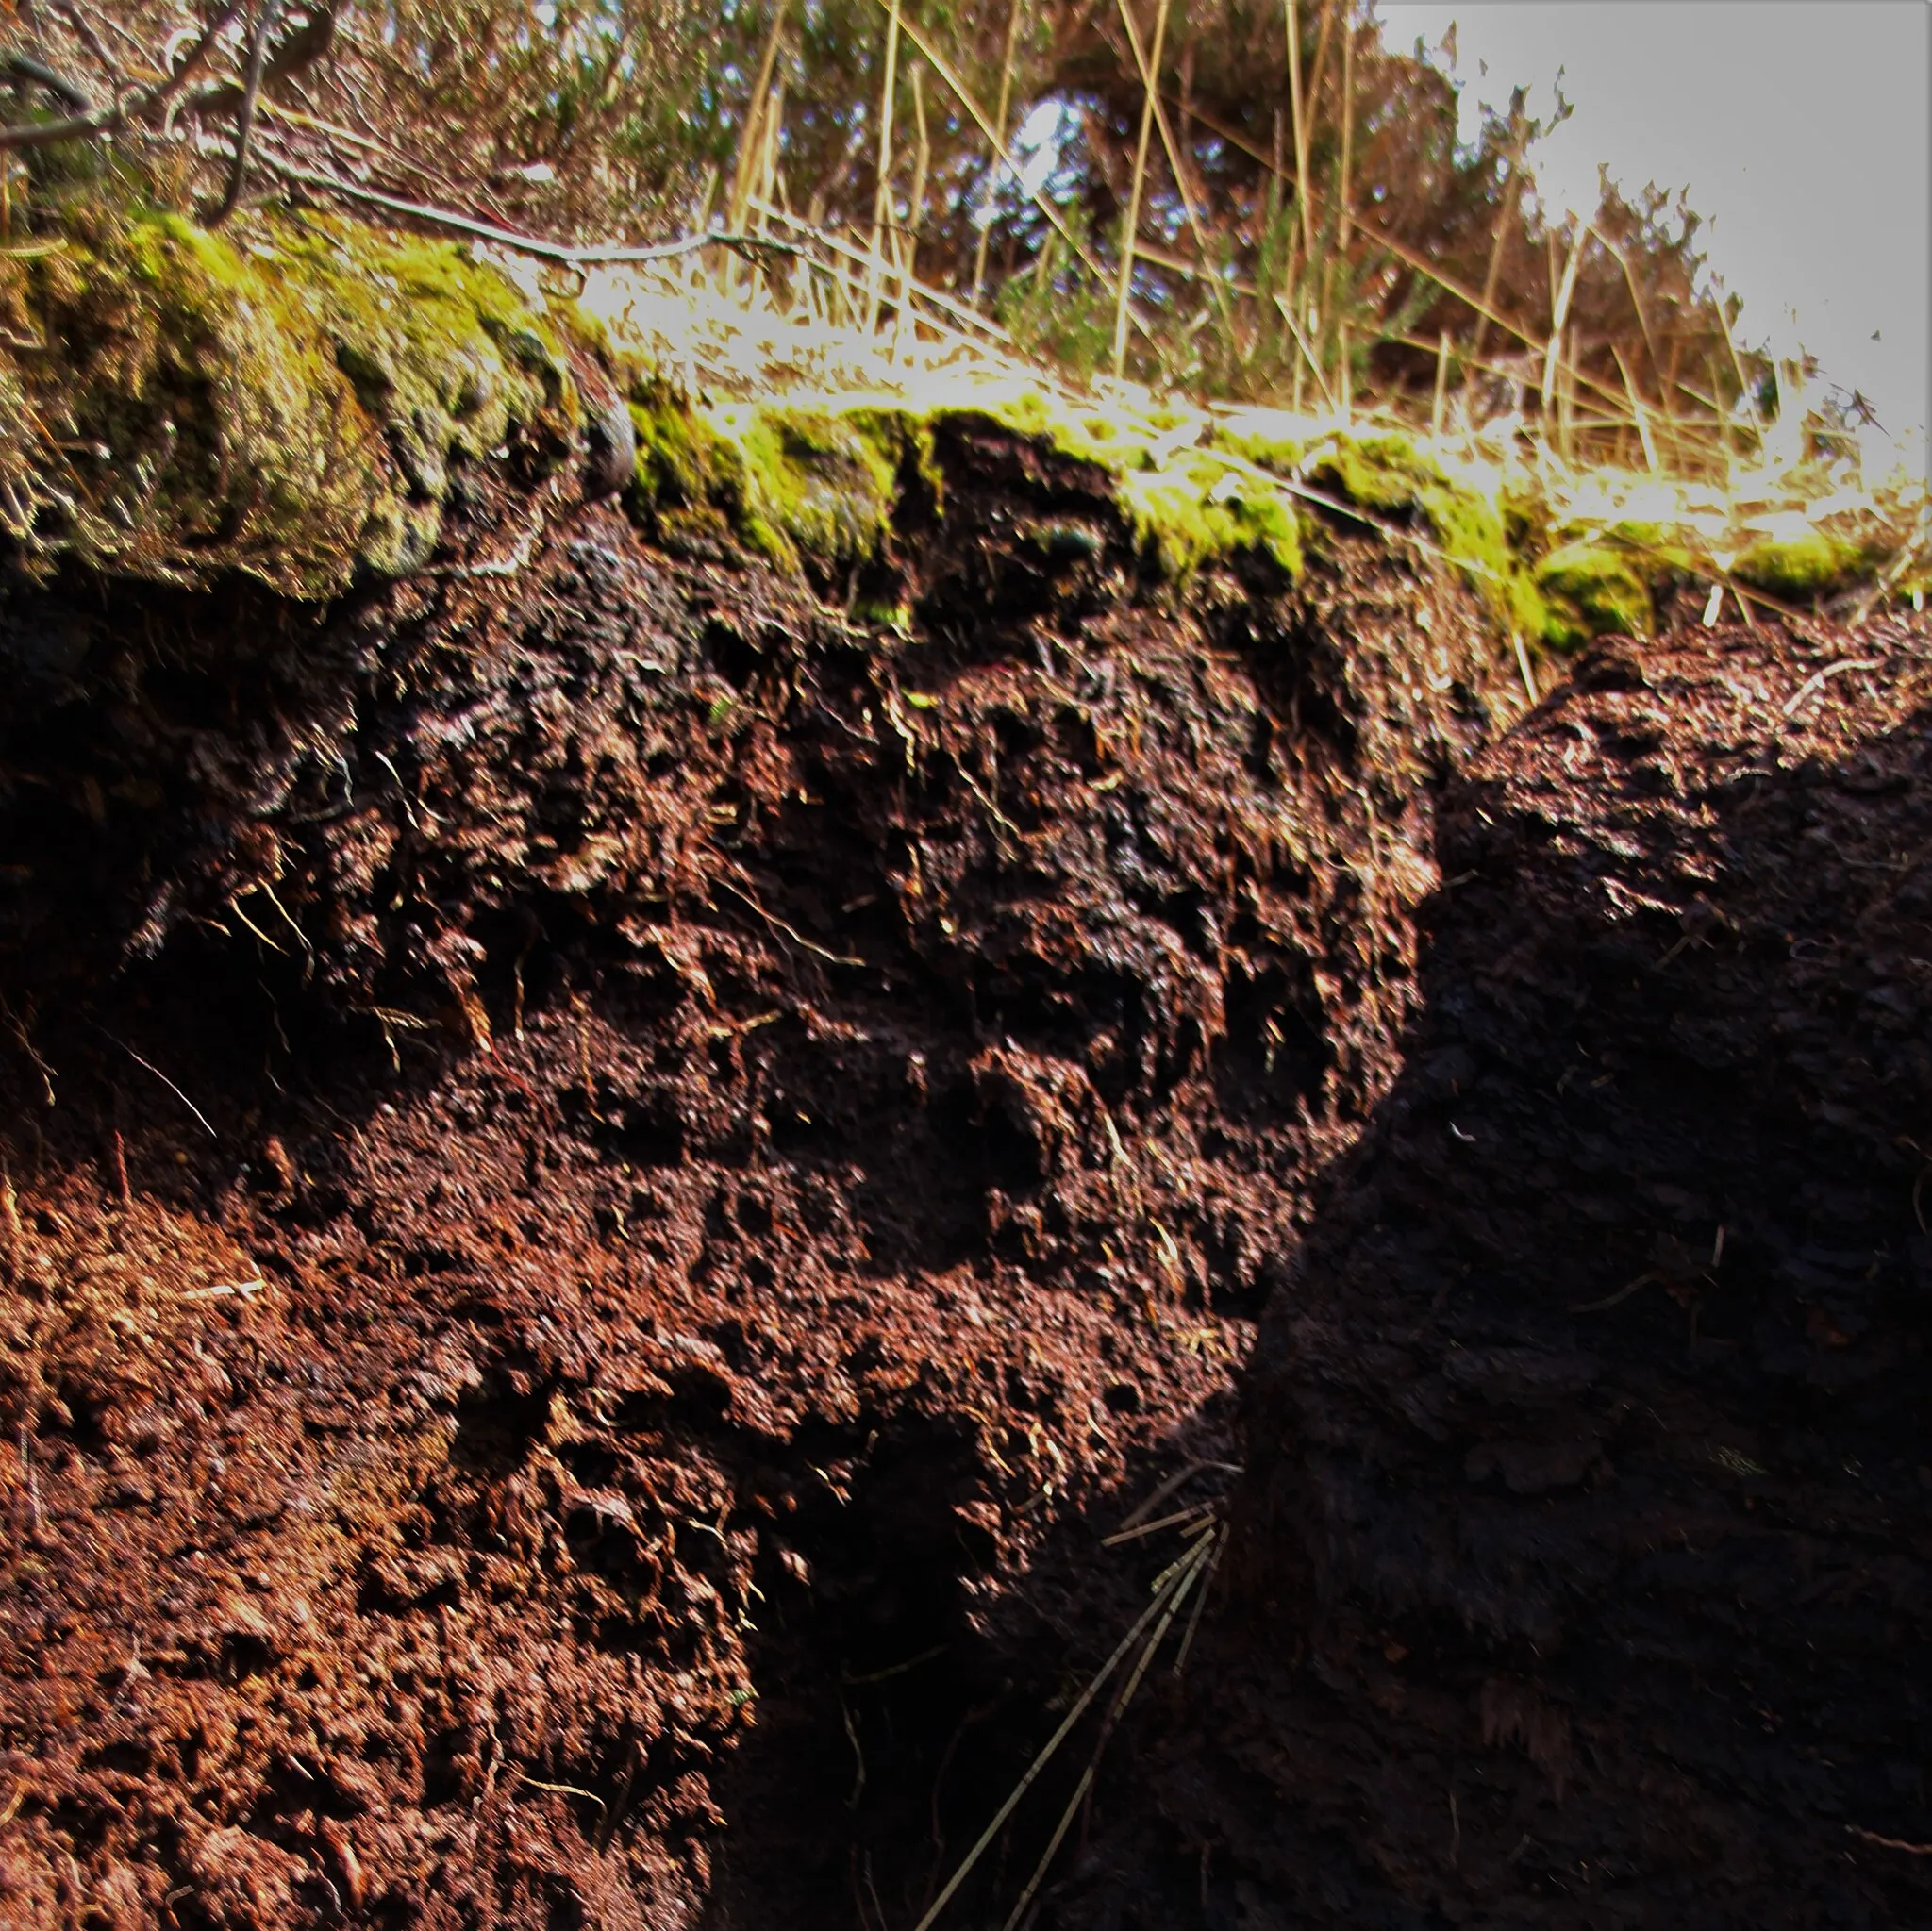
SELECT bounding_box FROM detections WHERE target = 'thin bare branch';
[1,51,95,113]
[267,154,800,270]
[208,0,284,226]
[971,0,1026,308]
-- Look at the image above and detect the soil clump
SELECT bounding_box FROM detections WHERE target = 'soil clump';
[0,418,1517,1929]
[1062,616,1932,1927]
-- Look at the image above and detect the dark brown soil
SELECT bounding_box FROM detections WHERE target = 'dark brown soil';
[0,421,1523,1931]
[9,408,1928,1930]
[1054,617,1932,1928]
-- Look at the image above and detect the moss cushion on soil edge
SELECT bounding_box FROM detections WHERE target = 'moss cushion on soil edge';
[625,381,1306,588]
[0,194,584,598]
[3,192,1910,636]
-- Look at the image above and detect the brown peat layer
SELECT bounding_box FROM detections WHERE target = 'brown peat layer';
[1,414,1927,1930]
[1071,618,1932,1929]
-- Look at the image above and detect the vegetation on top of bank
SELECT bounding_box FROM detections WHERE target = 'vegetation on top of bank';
[0,160,1921,650]
[0,162,583,598]
[2,4,1923,642]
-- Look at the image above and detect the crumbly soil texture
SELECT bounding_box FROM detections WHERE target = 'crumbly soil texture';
[1072,616,1932,1929]
[0,412,1924,1931]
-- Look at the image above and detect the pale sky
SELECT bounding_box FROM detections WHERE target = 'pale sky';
[1379,2,1931,479]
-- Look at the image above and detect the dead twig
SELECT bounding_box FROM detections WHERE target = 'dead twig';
[421,517,544,582]
[864,0,903,331]
[842,1643,948,1687]
[1570,1271,1657,1315]
[1848,1824,1932,1856]
[1109,0,1177,378]
[1781,658,1882,719]
[52,1,123,86]
[264,156,800,269]
[1170,1521,1227,1676]
[184,0,342,121]
[92,1025,218,1140]
[1,1157,21,1284]
[970,0,1026,308]
[209,0,285,226]
[17,1423,43,1534]
[178,1277,267,1302]
[516,1775,606,1812]
[715,876,865,969]
[841,1692,866,1809]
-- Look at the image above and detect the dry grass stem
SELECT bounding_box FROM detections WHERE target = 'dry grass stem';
[909,1538,1208,1931]
[866,0,905,329]
[1110,0,1174,379]
[997,1532,1216,1931]
[971,0,1027,308]
[1283,0,1314,271]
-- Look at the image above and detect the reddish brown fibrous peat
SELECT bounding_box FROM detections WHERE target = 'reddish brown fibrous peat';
[8,418,1925,1930]
[0,424,1515,1930]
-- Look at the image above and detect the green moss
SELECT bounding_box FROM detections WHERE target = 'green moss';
[1526,517,1707,648]
[1307,431,1441,517]
[544,288,617,373]
[625,390,917,574]
[933,393,1306,583]
[1732,527,1871,598]
[1300,429,1546,639]
[724,405,900,573]
[981,391,1193,475]
[0,194,580,596]
[1115,448,1303,580]
[618,376,1307,590]
[1534,541,1656,648]
[847,404,942,510]
[1600,519,1697,575]
[1213,426,1306,474]
[626,379,744,552]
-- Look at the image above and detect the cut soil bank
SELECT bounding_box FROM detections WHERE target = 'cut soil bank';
[1059,616,1932,1927]
[4,198,1929,1924]
[0,406,1523,1928]
[8,284,1932,1927]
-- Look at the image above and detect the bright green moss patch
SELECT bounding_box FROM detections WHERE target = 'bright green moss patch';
[1600,520,1697,576]
[1290,429,1547,640]
[0,195,581,597]
[4,179,1912,645]
[712,404,900,574]
[625,391,920,574]
[981,390,1194,476]
[620,373,1917,624]
[1114,449,1304,580]
[1731,526,1872,599]
[1306,431,1441,518]
[1529,518,1710,649]
[620,383,1302,586]
[625,381,747,552]
[1208,417,1310,476]
[957,391,1306,581]
[1535,541,1655,648]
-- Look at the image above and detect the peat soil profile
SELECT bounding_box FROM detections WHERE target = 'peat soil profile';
[1058,618,1932,1929]
[0,420,1517,1931]
[1,391,1928,1927]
